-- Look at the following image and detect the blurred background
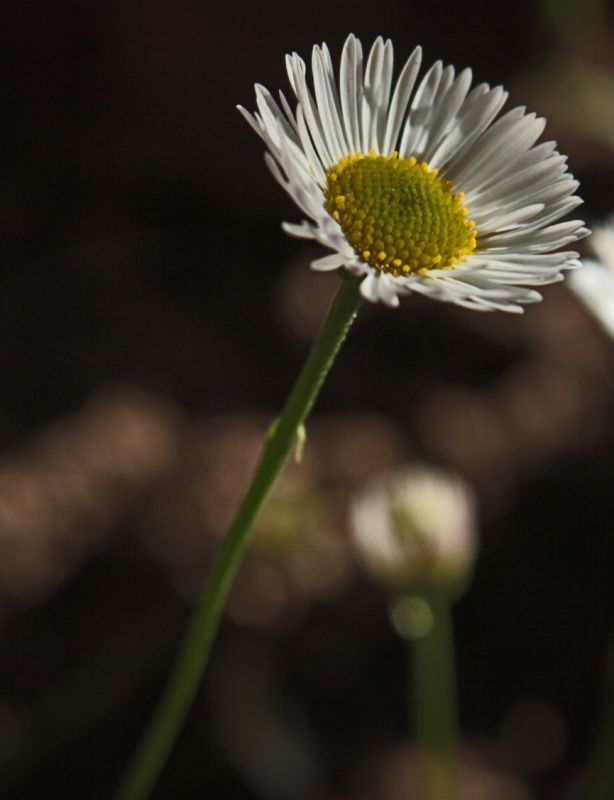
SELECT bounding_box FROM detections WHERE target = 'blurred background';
[2,0,614,797]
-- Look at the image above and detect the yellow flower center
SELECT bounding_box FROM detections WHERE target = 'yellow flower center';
[324,151,477,276]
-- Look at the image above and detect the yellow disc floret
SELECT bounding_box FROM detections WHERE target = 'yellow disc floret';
[324,151,477,276]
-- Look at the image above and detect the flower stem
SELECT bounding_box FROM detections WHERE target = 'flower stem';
[113,276,362,800]
[409,591,459,800]
[590,640,614,800]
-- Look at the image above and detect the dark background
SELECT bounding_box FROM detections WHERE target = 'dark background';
[1,1,614,798]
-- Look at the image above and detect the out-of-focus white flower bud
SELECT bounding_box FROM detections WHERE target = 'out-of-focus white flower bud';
[350,466,477,597]
[570,218,614,339]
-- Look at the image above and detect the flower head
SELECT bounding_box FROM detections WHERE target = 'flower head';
[350,466,477,595]
[569,217,614,338]
[239,35,588,311]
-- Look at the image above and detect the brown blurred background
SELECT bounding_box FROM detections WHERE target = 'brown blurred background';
[1,1,614,798]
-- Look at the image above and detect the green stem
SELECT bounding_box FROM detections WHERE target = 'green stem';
[590,640,614,800]
[113,276,362,800]
[409,591,459,800]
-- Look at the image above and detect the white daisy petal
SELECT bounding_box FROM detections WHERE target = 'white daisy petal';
[345,260,371,277]
[442,273,542,302]
[361,37,383,149]
[311,253,347,271]
[422,67,473,162]
[475,251,580,268]
[465,141,560,205]
[282,221,317,240]
[430,85,508,170]
[339,34,363,152]
[242,36,587,312]
[293,105,327,185]
[255,84,297,144]
[475,203,545,233]
[376,39,395,149]
[399,60,444,157]
[265,150,319,221]
[362,37,394,151]
[466,152,568,208]
[382,45,423,153]
[314,214,356,257]
[378,273,403,307]
[359,270,380,302]
[481,218,587,249]
[451,112,547,192]
[478,270,565,286]
[286,53,333,167]
[237,105,265,139]
[278,90,297,128]
[312,45,348,161]
[516,196,584,231]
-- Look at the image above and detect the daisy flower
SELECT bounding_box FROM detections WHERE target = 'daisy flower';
[239,34,588,311]
[569,217,614,338]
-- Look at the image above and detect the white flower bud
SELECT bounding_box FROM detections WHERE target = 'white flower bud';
[569,218,614,338]
[350,466,477,596]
